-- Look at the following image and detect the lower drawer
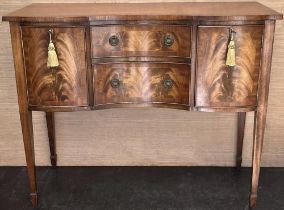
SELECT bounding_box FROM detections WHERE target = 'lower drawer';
[93,63,190,106]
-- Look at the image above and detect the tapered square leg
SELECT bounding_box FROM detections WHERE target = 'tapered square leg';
[250,110,264,209]
[10,22,38,207]
[236,112,246,170]
[20,110,38,207]
[30,192,38,207]
[46,112,57,167]
[249,19,275,209]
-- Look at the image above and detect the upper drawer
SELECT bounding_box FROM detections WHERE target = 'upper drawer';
[91,25,191,58]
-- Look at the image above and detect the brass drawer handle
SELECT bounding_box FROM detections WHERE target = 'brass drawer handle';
[110,78,120,88]
[109,35,120,46]
[164,35,174,47]
[163,78,174,89]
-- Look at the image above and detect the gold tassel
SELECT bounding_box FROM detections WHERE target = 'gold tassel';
[47,29,59,68]
[226,29,236,67]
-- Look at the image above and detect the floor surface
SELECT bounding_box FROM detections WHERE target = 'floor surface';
[0,167,283,210]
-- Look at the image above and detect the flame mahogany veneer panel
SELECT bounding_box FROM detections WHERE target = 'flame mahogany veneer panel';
[94,63,190,106]
[22,27,88,106]
[92,25,191,58]
[196,26,263,108]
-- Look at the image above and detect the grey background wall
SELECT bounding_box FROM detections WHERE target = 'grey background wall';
[0,0,283,166]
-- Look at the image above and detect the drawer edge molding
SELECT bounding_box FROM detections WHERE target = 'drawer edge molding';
[29,105,91,112]
[92,57,191,64]
[93,102,189,110]
[195,106,257,112]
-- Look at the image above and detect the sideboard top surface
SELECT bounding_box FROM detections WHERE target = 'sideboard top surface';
[2,2,283,22]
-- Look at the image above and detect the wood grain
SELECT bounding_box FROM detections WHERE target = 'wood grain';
[196,25,263,108]
[250,20,276,208]
[21,27,88,106]
[46,112,56,167]
[9,22,38,207]
[2,2,282,22]
[94,63,190,106]
[92,25,191,58]
[236,112,246,170]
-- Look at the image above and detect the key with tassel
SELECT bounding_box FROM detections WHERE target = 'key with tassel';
[226,28,236,67]
[47,29,59,68]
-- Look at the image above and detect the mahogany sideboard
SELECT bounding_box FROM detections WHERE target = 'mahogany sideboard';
[3,2,283,208]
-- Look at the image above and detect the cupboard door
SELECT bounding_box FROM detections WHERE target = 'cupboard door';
[196,26,263,108]
[22,27,88,106]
